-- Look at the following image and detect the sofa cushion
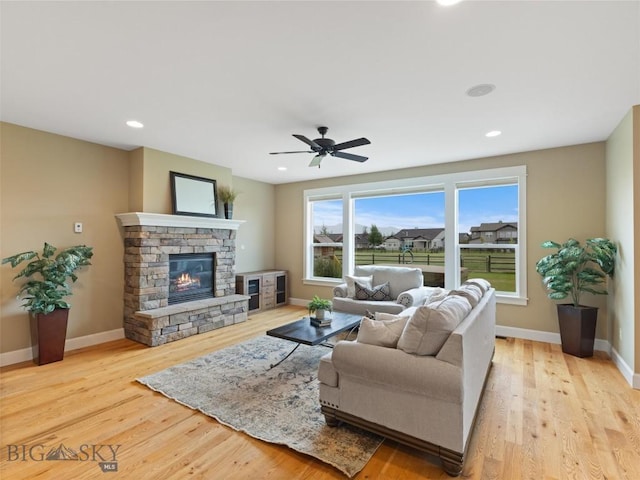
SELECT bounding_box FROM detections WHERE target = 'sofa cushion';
[345,274,373,298]
[448,283,483,307]
[355,281,392,301]
[397,295,472,355]
[464,278,491,294]
[357,315,409,348]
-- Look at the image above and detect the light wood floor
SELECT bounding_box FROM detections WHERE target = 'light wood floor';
[1,305,639,479]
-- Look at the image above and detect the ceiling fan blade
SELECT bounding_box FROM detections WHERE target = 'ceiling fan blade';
[332,151,368,162]
[269,150,313,155]
[293,134,322,151]
[332,137,371,151]
[309,154,325,168]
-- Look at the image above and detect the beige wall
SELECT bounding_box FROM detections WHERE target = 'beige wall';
[128,147,144,211]
[275,142,609,339]
[232,176,276,273]
[0,123,129,353]
[606,108,636,368]
[139,147,233,214]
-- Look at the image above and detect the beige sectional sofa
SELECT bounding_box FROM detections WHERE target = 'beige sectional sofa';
[319,281,496,476]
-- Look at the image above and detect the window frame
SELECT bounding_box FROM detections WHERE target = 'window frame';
[304,195,346,283]
[303,165,527,305]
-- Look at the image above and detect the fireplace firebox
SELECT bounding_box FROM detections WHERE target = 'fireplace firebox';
[168,253,215,305]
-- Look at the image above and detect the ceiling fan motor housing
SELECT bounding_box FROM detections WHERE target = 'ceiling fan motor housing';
[313,126,334,151]
[314,138,335,150]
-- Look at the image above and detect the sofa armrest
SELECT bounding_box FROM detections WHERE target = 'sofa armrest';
[396,286,432,308]
[331,341,462,403]
[333,283,348,298]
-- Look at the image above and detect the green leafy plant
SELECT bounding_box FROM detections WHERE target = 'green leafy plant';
[307,295,332,315]
[535,238,616,307]
[217,185,239,204]
[2,243,93,315]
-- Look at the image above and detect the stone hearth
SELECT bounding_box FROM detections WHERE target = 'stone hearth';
[116,213,249,346]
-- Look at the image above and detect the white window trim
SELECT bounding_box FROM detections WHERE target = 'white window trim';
[303,166,527,304]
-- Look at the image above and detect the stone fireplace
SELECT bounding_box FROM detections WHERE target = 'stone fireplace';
[116,213,249,346]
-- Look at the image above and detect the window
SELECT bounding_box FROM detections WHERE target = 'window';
[458,183,520,297]
[303,166,527,304]
[307,198,343,279]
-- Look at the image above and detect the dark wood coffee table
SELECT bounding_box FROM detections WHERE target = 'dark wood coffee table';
[266,311,362,368]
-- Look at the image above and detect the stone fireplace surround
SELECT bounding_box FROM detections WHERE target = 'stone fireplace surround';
[116,213,249,346]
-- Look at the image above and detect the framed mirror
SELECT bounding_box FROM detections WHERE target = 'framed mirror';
[170,171,218,217]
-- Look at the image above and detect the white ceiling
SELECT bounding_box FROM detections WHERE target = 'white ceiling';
[2,1,639,185]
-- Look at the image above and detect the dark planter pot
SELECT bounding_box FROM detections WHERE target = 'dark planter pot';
[30,308,69,365]
[224,202,233,220]
[556,304,598,358]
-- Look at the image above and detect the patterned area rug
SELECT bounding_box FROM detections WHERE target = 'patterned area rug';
[137,335,383,477]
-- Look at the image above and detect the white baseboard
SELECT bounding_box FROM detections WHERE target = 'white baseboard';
[610,347,640,389]
[495,325,611,353]
[288,297,308,307]
[0,328,125,367]
[496,325,612,355]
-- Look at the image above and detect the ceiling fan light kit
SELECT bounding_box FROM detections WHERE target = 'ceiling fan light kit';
[270,126,371,168]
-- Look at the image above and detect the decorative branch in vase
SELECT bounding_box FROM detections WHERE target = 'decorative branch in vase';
[217,185,239,220]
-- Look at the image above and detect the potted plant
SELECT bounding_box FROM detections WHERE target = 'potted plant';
[535,237,616,357]
[217,185,239,220]
[308,295,332,321]
[2,243,93,365]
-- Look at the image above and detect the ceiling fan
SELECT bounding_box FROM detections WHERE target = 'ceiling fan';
[270,126,371,167]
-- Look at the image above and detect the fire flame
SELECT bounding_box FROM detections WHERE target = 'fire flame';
[175,272,201,291]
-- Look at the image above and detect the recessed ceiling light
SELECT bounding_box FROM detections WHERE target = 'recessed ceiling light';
[466,84,496,97]
[437,0,463,5]
[485,130,502,137]
[277,166,287,171]
[126,120,144,128]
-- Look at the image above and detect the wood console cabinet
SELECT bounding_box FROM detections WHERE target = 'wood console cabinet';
[236,270,288,313]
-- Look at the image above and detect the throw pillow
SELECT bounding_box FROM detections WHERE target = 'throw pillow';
[357,316,409,348]
[464,278,491,294]
[345,275,374,298]
[354,281,392,301]
[448,283,483,308]
[397,295,472,356]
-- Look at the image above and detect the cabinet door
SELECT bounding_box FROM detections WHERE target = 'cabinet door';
[247,277,261,311]
[275,272,287,306]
